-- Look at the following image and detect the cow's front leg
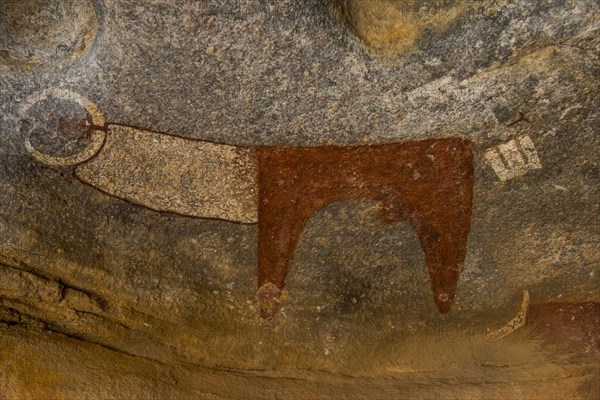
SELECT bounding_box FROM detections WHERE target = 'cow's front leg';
[257,189,314,319]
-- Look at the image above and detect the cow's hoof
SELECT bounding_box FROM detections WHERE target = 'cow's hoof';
[258,282,282,320]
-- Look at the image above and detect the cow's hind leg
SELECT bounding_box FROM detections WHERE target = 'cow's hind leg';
[409,212,466,313]
[407,141,474,313]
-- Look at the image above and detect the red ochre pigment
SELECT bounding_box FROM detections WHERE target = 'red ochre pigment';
[256,138,474,319]
[529,302,600,354]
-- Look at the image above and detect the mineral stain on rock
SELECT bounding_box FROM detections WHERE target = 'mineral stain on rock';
[0,0,99,71]
[335,0,469,57]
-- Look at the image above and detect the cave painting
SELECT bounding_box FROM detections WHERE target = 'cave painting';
[484,135,542,181]
[22,90,474,319]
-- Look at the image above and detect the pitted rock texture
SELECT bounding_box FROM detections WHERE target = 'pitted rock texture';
[0,0,99,72]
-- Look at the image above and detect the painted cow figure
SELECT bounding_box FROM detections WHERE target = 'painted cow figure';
[23,94,474,319]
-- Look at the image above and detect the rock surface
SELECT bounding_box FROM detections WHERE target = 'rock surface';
[0,0,598,398]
